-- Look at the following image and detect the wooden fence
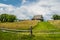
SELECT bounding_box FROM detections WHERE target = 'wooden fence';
[0,26,33,36]
[0,26,60,36]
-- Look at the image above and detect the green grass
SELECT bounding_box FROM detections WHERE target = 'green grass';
[0,30,32,40]
[34,34,60,40]
[33,22,55,30]
[33,22,60,32]
[48,20,60,28]
[0,21,60,40]
[0,31,60,40]
[0,31,17,40]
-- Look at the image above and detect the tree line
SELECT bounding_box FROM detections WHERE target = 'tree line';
[0,13,60,22]
[53,14,60,20]
[0,14,16,22]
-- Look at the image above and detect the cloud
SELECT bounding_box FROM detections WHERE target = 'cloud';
[20,0,60,20]
[0,3,31,20]
[0,0,60,20]
[22,0,26,4]
[0,3,15,14]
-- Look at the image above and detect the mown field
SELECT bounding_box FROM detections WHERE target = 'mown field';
[0,20,60,40]
[33,21,60,32]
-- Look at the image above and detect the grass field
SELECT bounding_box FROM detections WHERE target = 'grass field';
[0,30,60,40]
[0,31,60,40]
[0,20,38,30]
[0,20,60,40]
[33,21,60,32]
[48,20,60,28]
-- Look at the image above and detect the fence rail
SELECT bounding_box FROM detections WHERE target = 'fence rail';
[0,27,60,35]
[0,26,33,36]
[0,28,30,32]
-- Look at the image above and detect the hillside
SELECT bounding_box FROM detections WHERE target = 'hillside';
[0,20,38,30]
[33,21,60,32]
[0,20,60,40]
[48,20,60,28]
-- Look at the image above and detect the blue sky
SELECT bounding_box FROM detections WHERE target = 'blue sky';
[0,0,38,6]
[0,0,22,7]
[0,0,60,20]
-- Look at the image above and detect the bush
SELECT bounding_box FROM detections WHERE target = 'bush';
[53,14,60,20]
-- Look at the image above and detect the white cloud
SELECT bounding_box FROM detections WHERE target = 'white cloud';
[0,0,60,20]
[0,3,15,14]
[22,0,26,4]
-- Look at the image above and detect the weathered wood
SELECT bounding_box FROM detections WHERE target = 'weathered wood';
[0,28,30,32]
[30,26,33,36]
[0,26,33,37]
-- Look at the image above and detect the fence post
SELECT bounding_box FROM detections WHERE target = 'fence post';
[30,26,33,36]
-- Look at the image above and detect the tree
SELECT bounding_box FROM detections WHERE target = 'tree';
[53,14,60,20]
[0,14,16,22]
[8,15,16,22]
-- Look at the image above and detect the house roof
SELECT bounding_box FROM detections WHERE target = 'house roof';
[33,15,43,19]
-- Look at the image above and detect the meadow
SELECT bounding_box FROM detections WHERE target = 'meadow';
[48,20,60,28]
[0,20,60,40]
[0,20,38,30]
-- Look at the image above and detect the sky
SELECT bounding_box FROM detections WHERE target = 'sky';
[0,0,60,20]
